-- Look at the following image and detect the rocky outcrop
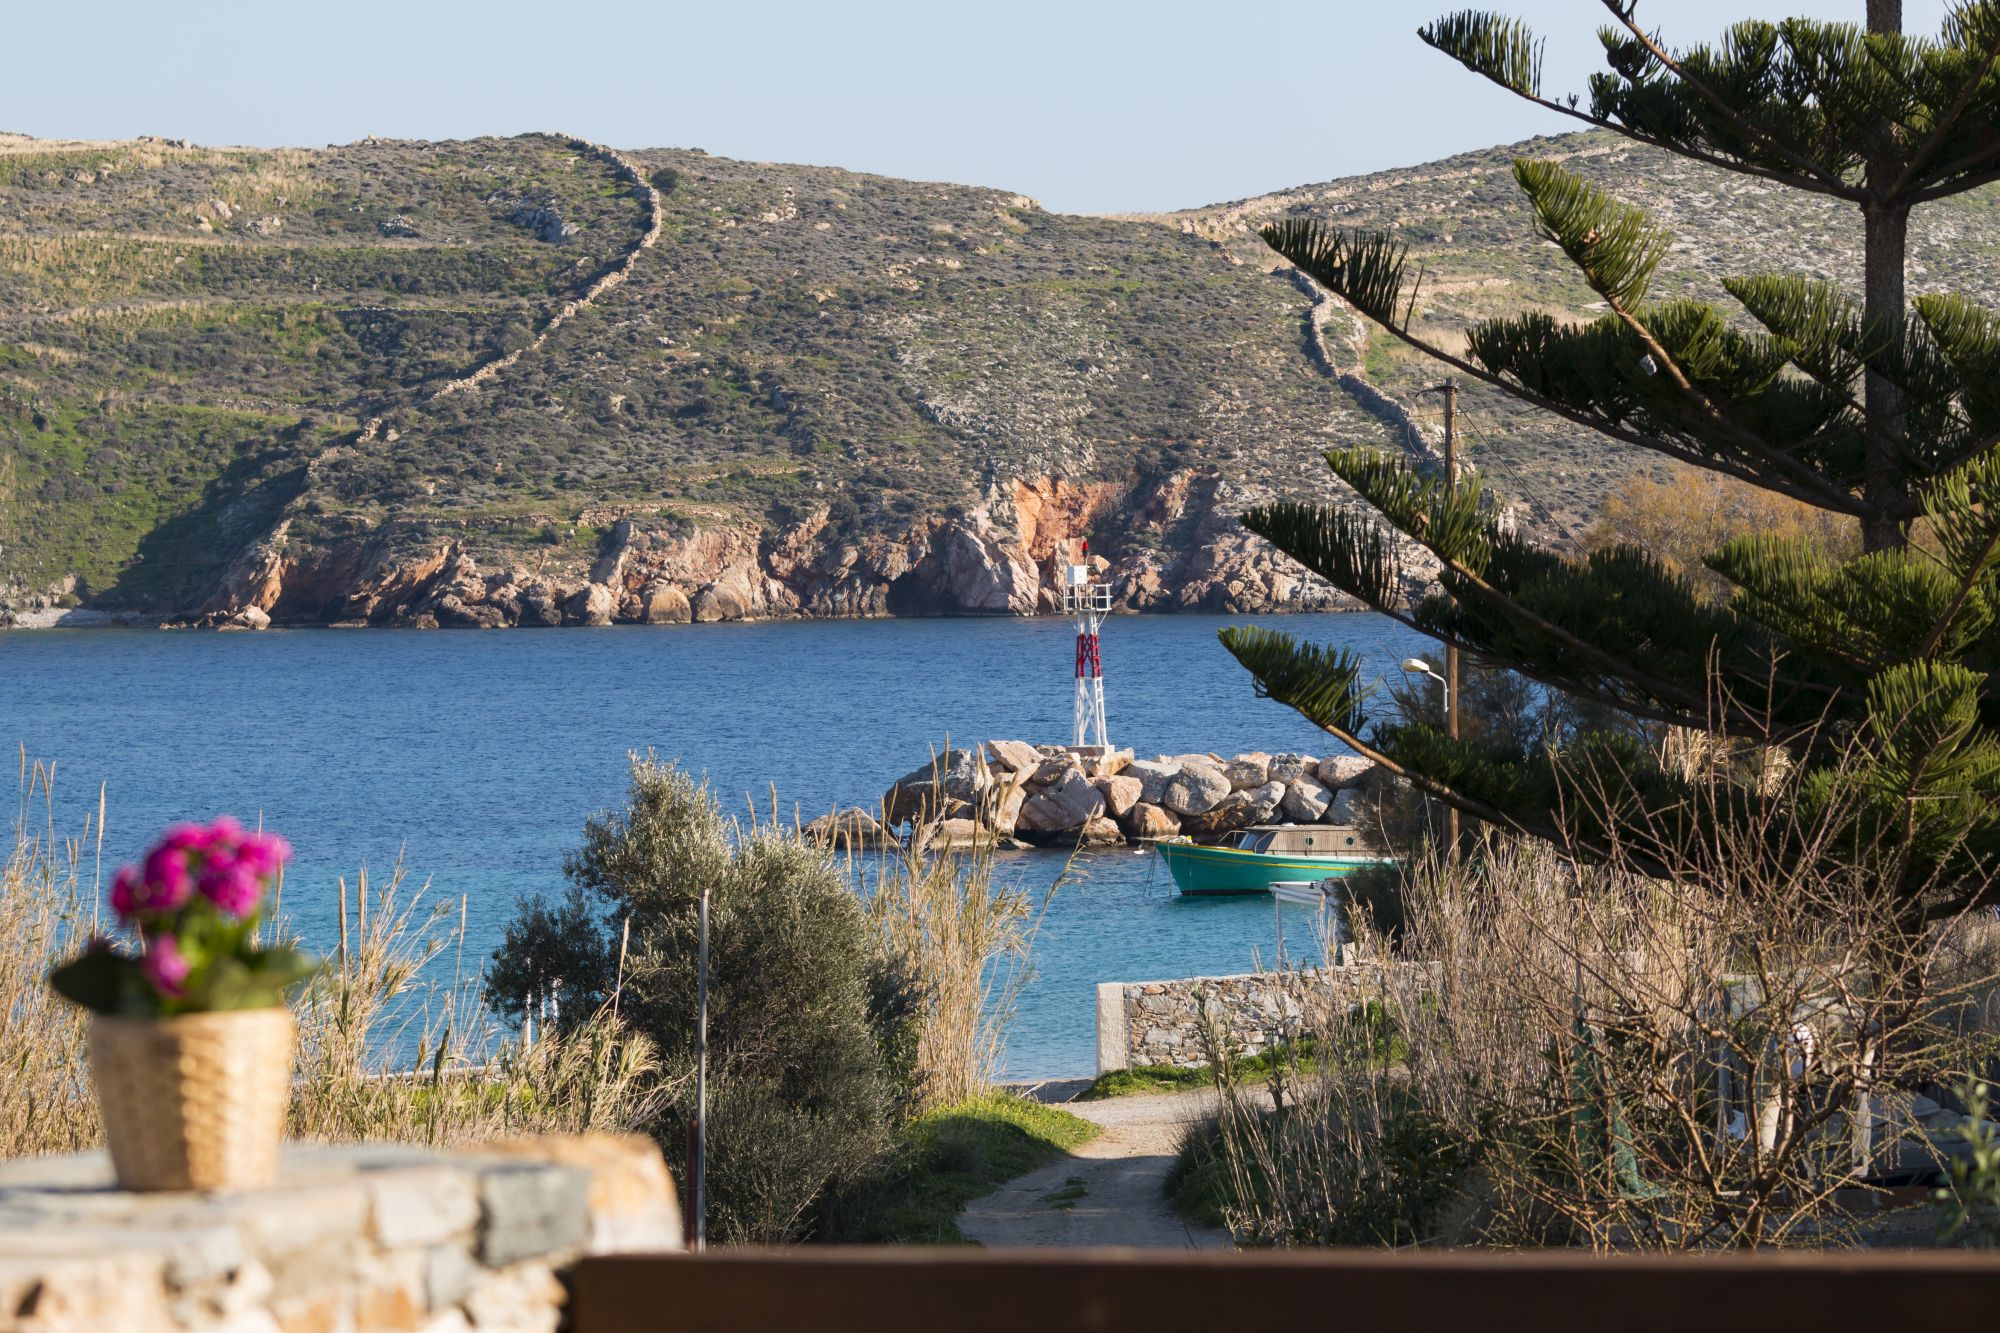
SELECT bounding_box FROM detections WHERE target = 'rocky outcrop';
[164,462,1373,629]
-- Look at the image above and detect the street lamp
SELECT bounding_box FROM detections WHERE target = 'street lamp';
[1400,657,1450,700]
[1399,656,1462,856]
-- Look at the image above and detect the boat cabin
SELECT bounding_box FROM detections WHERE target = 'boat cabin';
[1231,824,1369,856]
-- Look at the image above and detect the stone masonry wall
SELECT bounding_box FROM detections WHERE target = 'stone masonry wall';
[0,1134,680,1333]
[1095,964,1441,1074]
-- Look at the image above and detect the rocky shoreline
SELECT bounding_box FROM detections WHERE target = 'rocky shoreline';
[808,740,1381,853]
[1,467,1438,631]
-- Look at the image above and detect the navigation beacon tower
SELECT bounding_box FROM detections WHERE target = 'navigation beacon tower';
[1062,539,1112,756]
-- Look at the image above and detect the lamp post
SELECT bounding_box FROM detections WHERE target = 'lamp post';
[1400,657,1461,856]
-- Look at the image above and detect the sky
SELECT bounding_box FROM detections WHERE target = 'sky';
[6,1,1954,214]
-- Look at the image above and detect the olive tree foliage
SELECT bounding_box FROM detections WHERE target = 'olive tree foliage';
[493,754,892,1243]
[1225,2,2000,928]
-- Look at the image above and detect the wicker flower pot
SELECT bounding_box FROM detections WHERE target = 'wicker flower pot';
[88,1008,296,1191]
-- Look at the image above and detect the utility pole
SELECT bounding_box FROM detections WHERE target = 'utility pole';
[694,882,710,1250]
[1440,379,1462,858]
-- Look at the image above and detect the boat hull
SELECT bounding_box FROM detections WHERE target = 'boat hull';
[1155,840,1390,896]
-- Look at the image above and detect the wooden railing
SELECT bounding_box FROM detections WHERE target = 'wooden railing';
[571,1246,2000,1333]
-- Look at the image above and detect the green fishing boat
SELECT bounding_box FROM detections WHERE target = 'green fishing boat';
[1154,825,1392,896]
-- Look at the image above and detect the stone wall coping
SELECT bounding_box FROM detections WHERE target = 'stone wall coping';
[1108,962,1413,990]
[0,1134,679,1333]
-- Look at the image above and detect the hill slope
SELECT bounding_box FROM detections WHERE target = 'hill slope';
[4,129,1996,627]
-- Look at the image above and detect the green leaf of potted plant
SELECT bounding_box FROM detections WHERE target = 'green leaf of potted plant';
[50,817,317,1191]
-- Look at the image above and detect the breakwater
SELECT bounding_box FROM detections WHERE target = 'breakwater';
[811,739,1383,851]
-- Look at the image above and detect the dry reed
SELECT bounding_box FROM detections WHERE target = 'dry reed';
[1,753,660,1160]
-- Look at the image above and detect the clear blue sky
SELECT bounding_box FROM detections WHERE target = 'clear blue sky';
[6,1,1949,214]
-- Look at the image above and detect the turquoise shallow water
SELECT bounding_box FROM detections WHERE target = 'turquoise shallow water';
[0,612,1423,1078]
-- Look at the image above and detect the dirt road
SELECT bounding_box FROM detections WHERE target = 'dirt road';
[958,1082,1233,1249]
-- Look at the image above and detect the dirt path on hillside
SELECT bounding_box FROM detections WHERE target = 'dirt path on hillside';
[958,1082,1234,1250]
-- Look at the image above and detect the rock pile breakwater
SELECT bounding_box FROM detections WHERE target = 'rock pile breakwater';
[806,741,1380,852]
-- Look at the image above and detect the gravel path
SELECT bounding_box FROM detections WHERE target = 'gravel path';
[958,1083,1234,1250]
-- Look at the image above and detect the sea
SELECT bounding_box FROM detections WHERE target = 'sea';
[0,612,1424,1078]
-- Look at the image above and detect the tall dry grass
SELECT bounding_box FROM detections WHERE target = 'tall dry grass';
[1196,753,2000,1249]
[286,863,664,1146]
[1,755,100,1156]
[859,828,1058,1112]
[1,753,660,1160]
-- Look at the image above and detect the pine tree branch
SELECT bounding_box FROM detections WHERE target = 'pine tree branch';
[1597,289,1876,514]
[1907,145,2000,202]
[1913,508,2000,660]
[1464,83,1854,198]
[1348,302,1871,517]
[1439,546,1799,741]
[1601,1,1865,198]
[1886,22,2000,199]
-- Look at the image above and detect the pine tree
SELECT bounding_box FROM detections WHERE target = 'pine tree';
[1223,2,2000,923]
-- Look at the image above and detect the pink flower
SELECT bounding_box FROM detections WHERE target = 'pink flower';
[110,865,141,919]
[140,936,191,998]
[158,822,216,855]
[133,844,194,915]
[234,831,291,880]
[198,860,262,918]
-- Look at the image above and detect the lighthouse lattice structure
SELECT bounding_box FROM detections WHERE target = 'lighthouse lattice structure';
[1062,541,1112,755]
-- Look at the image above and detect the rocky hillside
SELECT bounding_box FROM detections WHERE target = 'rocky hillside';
[5,128,1997,627]
[1172,131,2000,547]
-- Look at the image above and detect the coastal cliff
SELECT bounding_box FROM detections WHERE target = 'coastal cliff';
[153,467,1385,629]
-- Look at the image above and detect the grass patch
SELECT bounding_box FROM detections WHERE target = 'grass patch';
[1165,1116,1231,1231]
[1081,1062,1214,1099]
[1081,1011,1409,1102]
[1042,1175,1089,1210]
[822,1091,1098,1243]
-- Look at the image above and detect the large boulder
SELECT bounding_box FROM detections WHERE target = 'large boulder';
[1064,815,1126,848]
[1016,768,1105,833]
[1162,764,1232,817]
[882,749,990,827]
[924,817,998,853]
[1240,780,1286,824]
[1224,753,1271,790]
[1123,759,1181,805]
[1322,787,1363,824]
[1315,754,1373,788]
[984,777,1031,837]
[563,582,617,627]
[1280,774,1334,822]
[1095,775,1143,820]
[1182,793,1253,837]
[1028,752,1077,785]
[1088,748,1134,779]
[804,808,897,851]
[1269,752,1318,783]
[641,581,692,624]
[1121,802,1181,840]
[985,739,1041,775]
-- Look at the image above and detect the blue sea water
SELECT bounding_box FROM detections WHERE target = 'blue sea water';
[0,612,1423,1078]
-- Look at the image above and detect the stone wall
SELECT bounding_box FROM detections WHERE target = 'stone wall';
[0,1134,679,1333]
[1095,963,1441,1074]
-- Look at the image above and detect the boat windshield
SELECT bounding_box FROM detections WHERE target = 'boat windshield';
[1236,830,1274,853]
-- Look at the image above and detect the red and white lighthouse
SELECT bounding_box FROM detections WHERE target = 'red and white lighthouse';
[1062,540,1112,755]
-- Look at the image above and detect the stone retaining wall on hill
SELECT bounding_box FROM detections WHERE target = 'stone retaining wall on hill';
[0,1134,679,1333]
[1095,963,1441,1074]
